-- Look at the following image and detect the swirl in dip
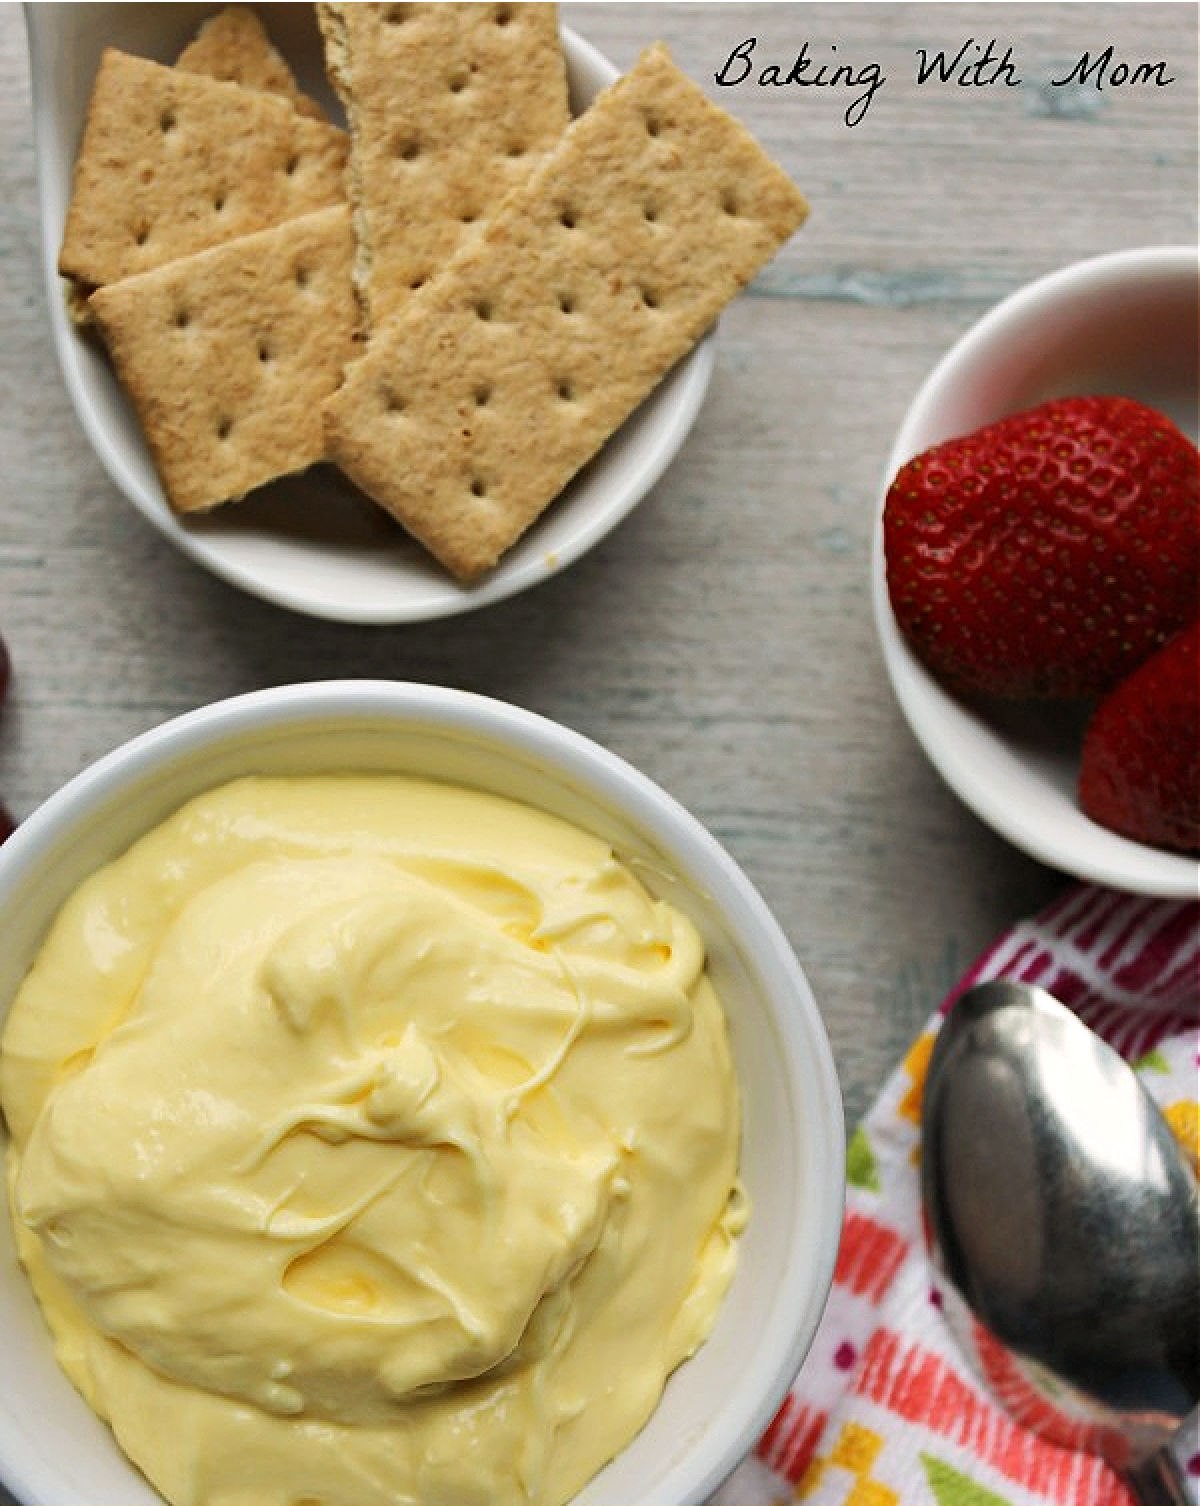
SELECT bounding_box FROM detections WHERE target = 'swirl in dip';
[0,775,745,1506]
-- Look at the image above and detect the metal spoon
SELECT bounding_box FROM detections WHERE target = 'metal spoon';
[920,979,1199,1504]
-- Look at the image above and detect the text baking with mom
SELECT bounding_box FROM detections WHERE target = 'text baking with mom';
[714,34,1177,129]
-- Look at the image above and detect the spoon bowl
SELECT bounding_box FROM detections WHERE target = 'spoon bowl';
[921,980,1199,1500]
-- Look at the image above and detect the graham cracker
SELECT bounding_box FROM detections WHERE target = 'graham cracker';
[59,48,348,293]
[88,205,359,514]
[176,6,328,120]
[317,1,568,327]
[324,43,808,581]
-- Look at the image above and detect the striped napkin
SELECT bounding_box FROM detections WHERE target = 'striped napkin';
[715,884,1200,1506]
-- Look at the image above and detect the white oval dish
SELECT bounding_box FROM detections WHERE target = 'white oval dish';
[0,680,844,1506]
[24,5,715,624]
[873,245,1199,898]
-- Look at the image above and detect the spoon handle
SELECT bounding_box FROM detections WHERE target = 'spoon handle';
[1126,1443,1197,1506]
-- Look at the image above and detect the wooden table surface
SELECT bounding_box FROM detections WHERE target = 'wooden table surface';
[0,1,1196,1195]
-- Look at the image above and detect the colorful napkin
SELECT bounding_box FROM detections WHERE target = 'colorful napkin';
[715,884,1200,1506]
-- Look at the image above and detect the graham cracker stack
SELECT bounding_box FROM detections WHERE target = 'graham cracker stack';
[324,43,808,581]
[176,5,328,119]
[317,1,569,326]
[59,48,348,296]
[88,205,359,514]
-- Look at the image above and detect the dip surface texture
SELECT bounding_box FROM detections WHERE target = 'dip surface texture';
[0,775,744,1506]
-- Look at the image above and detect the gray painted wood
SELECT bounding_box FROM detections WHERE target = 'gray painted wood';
[0,19,1195,1438]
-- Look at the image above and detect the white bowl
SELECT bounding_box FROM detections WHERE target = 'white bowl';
[873,246,1200,898]
[0,681,844,1506]
[24,5,715,624]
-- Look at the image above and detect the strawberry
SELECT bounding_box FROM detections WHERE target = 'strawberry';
[1079,621,1199,853]
[884,395,1199,699]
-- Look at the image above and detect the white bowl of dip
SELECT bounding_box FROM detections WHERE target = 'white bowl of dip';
[0,681,843,1506]
[26,5,715,624]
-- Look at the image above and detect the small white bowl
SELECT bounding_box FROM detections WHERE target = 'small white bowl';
[873,246,1199,897]
[0,681,844,1506]
[24,5,714,624]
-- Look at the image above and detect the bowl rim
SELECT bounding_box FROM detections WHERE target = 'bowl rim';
[0,679,845,1506]
[871,244,1200,898]
[23,8,716,625]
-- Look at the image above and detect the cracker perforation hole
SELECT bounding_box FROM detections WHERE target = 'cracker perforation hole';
[474,298,494,321]
[295,266,311,289]
[396,137,420,161]
[173,309,191,330]
[558,208,578,230]
[409,274,427,291]
[460,209,478,224]
[556,291,577,314]
[474,384,493,407]
[159,109,176,134]
[133,226,149,247]
[448,72,469,94]
[506,143,526,159]
[470,477,487,497]
[494,5,514,24]
[285,154,300,177]
[384,4,412,23]
[639,287,660,309]
[216,417,233,441]
[257,340,272,364]
[213,192,227,212]
[382,389,406,415]
[556,379,575,402]
[644,113,663,137]
[643,203,659,223]
[721,191,739,216]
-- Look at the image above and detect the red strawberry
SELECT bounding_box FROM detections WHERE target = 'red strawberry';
[1079,622,1199,853]
[884,395,1199,699]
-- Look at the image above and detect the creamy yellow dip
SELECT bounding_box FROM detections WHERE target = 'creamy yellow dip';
[0,775,744,1506]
